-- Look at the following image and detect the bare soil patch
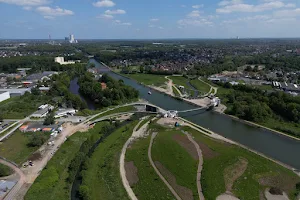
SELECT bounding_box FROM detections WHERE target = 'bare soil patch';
[125,161,139,186]
[172,134,198,160]
[224,157,248,192]
[258,174,299,195]
[28,152,42,161]
[155,161,194,200]
[196,140,219,159]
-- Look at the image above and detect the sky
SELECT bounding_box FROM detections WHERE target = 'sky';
[1,0,300,39]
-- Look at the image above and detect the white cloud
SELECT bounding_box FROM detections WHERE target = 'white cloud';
[0,0,49,6]
[44,15,54,19]
[97,14,114,19]
[149,25,155,28]
[274,8,300,17]
[150,18,159,22]
[178,18,213,26]
[158,26,164,29]
[187,10,202,18]
[121,22,132,26]
[104,9,126,15]
[93,0,115,7]
[181,5,186,8]
[114,20,121,23]
[36,6,74,17]
[192,4,204,9]
[217,0,295,13]
[23,6,32,10]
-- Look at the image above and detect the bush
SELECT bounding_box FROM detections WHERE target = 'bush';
[27,134,48,147]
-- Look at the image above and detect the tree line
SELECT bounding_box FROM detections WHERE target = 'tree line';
[78,73,138,107]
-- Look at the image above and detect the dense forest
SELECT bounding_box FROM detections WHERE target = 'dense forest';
[220,83,300,137]
[78,73,139,107]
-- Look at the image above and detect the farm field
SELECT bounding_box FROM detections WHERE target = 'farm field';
[125,74,167,86]
[79,120,138,200]
[126,133,176,200]
[182,126,300,200]
[0,131,50,164]
[25,122,108,200]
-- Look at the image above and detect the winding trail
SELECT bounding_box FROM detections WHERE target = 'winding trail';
[148,132,182,200]
[183,131,205,200]
[0,158,26,200]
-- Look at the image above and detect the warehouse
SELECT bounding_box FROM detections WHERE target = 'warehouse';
[0,91,10,102]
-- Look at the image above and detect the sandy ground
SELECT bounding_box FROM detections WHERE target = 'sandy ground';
[124,161,139,186]
[216,194,240,200]
[224,158,248,192]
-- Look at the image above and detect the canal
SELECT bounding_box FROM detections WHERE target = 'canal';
[72,59,300,170]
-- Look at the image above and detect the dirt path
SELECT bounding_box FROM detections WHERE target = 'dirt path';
[120,117,152,200]
[0,159,26,200]
[11,122,88,200]
[148,132,182,200]
[184,131,205,200]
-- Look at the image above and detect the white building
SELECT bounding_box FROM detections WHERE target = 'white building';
[0,91,10,102]
[69,34,78,44]
[54,57,77,65]
[54,108,77,118]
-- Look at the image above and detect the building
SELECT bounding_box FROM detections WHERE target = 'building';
[101,82,107,90]
[54,57,79,65]
[0,88,31,97]
[0,91,10,102]
[69,34,78,44]
[54,108,77,118]
[32,104,54,118]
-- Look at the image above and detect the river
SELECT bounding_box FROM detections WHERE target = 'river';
[70,59,300,170]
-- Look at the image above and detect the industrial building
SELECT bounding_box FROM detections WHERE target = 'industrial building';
[0,91,10,102]
[54,57,80,65]
[32,104,54,118]
[0,88,31,97]
[54,108,77,118]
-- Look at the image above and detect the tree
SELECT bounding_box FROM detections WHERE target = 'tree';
[79,185,91,200]
[27,134,48,147]
[44,112,55,125]
[31,87,41,96]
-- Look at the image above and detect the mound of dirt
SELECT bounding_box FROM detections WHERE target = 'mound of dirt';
[125,161,139,186]
[155,161,194,200]
[224,157,248,192]
[28,152,42,161]
[173,134,198,160]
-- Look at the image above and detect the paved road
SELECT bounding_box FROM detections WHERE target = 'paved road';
[183,131,205,200]
[148,132,182,200]
[0,159,26,200]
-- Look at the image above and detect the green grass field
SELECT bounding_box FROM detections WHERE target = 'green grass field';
[0,131,49,164]
[182,126,300,200]
[126,74,167,86]
[190,79,211,94]
[126,134,176,200]
[0,163,13,177]
[151,125,198,199]
[25,122,108,200]
[0,94,51,119]
[79,120,138,200]
[169,76,189,88]
[0,123,19,138]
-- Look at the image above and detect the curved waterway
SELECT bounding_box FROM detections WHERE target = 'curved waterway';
[87,59,300,170]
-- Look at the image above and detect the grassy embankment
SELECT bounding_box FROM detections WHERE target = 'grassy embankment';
[90,105,136,121]
[0,131,50,165]
[170,76,195,97]
[190,78,211,95]
[151,124,198,199]
[25,122,108,200]
[0,163,13,177]
[79,120,139,200]
[125,74,166,86]
[0,122,17,138]
[182,126,300,200]
[0,94,50,119]
[126,131,176,199]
